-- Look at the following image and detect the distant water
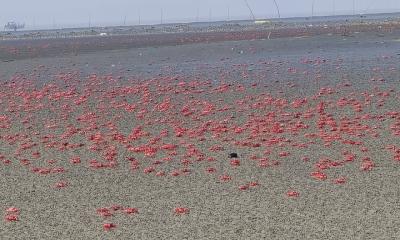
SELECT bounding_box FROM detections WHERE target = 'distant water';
[3,12,400,38]
[192,12,400,27]
[276,12,400,23]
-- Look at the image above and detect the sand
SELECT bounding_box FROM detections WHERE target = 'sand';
[1,21,400,240]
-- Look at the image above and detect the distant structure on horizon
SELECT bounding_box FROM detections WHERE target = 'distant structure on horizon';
[4,21,25,31]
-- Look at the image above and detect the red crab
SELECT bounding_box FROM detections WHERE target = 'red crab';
[174,207,189,215]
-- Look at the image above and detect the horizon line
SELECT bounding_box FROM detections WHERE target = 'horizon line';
[2,10,400,32]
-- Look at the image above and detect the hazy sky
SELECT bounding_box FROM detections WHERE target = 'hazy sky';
[1,0,399,29]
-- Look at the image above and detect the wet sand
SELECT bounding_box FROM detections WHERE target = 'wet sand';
[1,24,400,239]
[1,16,400,61]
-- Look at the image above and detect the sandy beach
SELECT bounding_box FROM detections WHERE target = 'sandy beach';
[1,17,400,239]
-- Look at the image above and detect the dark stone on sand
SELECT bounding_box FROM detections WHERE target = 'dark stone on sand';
[229,153,238,158]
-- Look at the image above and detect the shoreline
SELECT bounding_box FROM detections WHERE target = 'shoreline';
[1,15,400,61]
